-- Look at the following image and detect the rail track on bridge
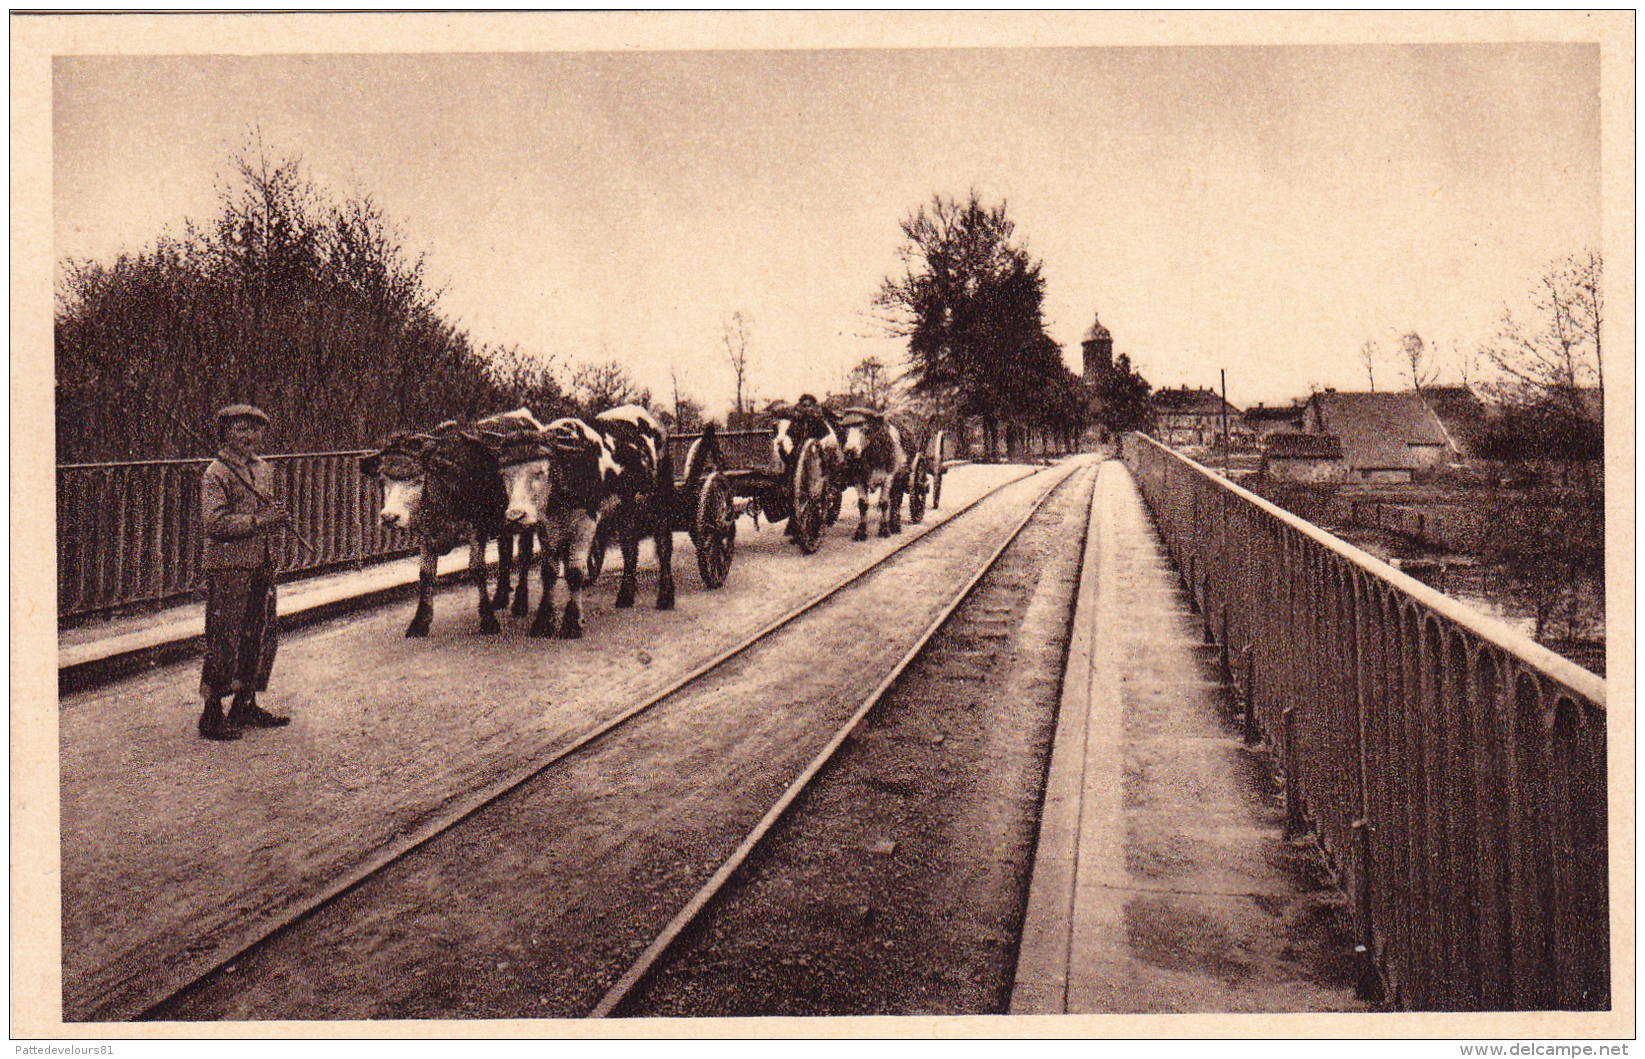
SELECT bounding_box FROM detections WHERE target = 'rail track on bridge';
[110,457,1092,1022]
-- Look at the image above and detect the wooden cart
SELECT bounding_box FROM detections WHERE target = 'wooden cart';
[899,425,949,525]
[586,423,839,589]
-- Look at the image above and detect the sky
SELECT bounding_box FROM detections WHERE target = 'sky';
[53,43,1603,416]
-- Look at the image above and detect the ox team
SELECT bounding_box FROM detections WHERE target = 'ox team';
[198,397,919,742]
[360,405,676,643]
[771,394,913,541]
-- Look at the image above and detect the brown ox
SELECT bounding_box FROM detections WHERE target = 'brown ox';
[359,408,544,637]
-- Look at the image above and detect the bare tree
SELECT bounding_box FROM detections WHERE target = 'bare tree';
[570,359,649,415]
[1482,250,1603,418]
[1358,338,1378,392]
[1473,252,1606,662]
[488,346,566,416]
[722,311,752,420]
[1399,332,1439,395]
[668,366,704,433]
[1454,337,1480,388]
[845,356,889,407]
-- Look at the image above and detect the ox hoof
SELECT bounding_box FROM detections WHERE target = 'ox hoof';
[511,597,531,618]
[614,591,636,609]
[656,592,676,611]
[853,526,868,542]
[559,624,583,640]
[529,622,553,638]
[479,617,502,635]
[405,625,430,638]
[878,526,891,538]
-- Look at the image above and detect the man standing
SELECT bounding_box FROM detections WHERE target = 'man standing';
[198,404,292,741]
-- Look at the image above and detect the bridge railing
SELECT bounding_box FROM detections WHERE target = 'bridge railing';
[57,452,415,625]
[1123,432,1608,1011]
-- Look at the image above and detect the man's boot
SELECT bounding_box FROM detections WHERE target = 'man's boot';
[227,692,290,729]
[198,697,241,741]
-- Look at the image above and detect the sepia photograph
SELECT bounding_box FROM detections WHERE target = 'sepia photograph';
[13,10,1633,1043]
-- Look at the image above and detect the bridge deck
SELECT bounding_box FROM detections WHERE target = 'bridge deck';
[1011,460,1367,1015]
[53,458,1366,1021]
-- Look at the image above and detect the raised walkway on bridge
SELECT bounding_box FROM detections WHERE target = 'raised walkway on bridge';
[58,549,481,693]
[1010,459,1367,1015]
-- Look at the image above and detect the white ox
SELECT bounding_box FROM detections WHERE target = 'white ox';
[837,408,909,541]
[498,404,676,639]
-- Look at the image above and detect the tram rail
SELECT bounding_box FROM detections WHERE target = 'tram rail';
[125,457,1087,1022]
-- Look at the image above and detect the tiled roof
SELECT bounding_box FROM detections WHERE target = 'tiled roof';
[1306,390,1452,469]
[1419,385,1490,456]
[1153,387,1237,416]
[1243,403,1306,423]
[1264,432,1342,459]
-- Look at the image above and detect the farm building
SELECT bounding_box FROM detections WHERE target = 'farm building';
[1419,384,1492,461]
[1152,386,1249,449]
[1243,401,1308,445]
[1260,431,1344,483]
[1301,389,1456,483]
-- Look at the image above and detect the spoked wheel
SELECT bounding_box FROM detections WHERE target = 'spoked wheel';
[789,439,827,554]
[906,453,928,525]
[930,431,947,509]
[692,471,736,588]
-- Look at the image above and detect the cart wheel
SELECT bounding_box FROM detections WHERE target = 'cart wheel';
[930,431,946,509]
[790,439,826,554]
[907,453,928,525]
[692,471,736,588]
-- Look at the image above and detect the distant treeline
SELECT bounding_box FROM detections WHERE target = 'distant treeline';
[56,148,567,463]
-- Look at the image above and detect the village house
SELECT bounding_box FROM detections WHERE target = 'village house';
[1242,401,1307,445]
[1151,386,1249,449]
[1301,389,1456,483]
[1260,431,1344,483]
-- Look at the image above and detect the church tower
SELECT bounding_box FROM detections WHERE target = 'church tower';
[1082,314,1114,378]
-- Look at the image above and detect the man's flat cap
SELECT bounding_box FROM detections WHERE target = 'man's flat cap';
[216,404,270,425]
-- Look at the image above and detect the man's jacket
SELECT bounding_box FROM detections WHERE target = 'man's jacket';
[201,449,278,570]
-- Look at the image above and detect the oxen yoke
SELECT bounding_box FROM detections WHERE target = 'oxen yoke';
[494,404,676,640]
[359,410,542,637]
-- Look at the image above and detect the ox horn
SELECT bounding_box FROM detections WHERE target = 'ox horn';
[546,423,587,450]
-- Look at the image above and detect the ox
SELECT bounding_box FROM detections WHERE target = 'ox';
[498,404,676,638]
[359,408,544,637]
[837,407,910,541]
[769,395,843,538]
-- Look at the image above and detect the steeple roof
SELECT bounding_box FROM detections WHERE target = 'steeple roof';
[1083,315,1111,343]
